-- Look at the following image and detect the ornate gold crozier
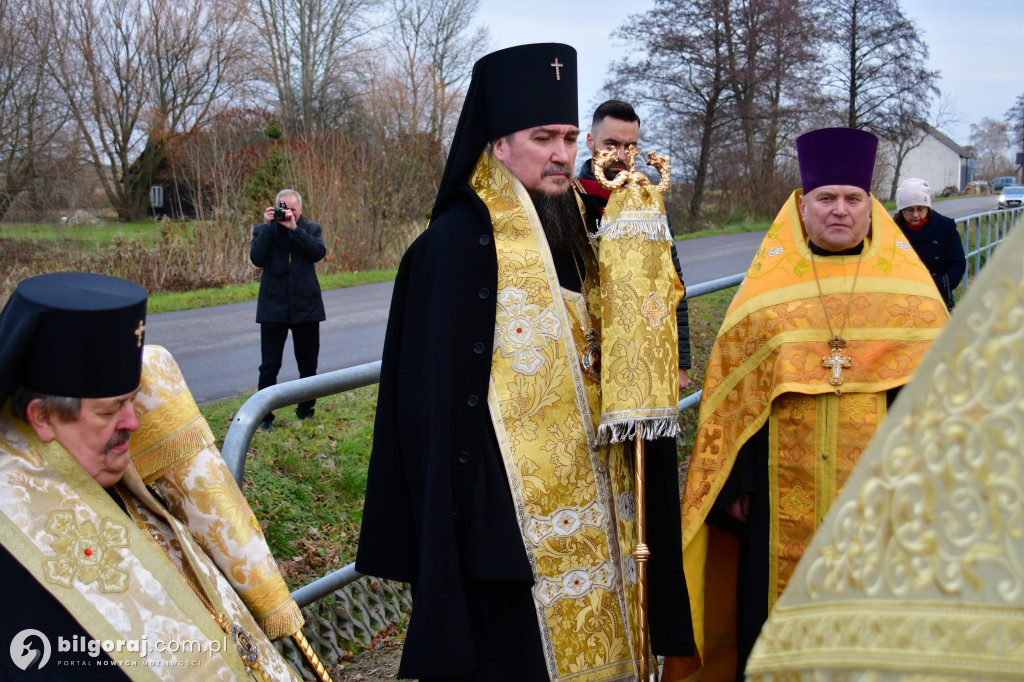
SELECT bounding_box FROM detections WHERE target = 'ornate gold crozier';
[595,144,679,681]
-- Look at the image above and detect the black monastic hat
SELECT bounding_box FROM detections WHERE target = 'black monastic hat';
[796,127,878,194]
[431,43,579,219]
[0,273,148,405]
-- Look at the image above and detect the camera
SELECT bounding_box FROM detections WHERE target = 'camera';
[273,201,288,222]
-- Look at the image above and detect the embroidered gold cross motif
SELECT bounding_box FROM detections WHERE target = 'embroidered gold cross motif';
[44,511,130,593]
[550,57,563,80]
[134,320,146,347]
[494,287,562,375]
[822,342,851,395]
[640,292,669,330]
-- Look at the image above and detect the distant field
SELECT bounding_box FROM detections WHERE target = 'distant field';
[0,220,161,247]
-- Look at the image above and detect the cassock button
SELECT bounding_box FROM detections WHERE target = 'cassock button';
[458,451,470,464]
[821,452,828,460]
[452,505,460,517]
[467,394,479,407]
[478,287,489,299]
[479,234,491,246]
[473,342,485,354]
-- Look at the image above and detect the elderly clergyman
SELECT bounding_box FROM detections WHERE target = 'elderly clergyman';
[0,273,304,679]
[356,44,694,681]
[664,127,950,681]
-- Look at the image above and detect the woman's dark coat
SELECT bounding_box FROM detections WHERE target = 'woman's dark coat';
[900,210,966,308]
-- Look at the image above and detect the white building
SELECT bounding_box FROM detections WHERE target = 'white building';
[874,124,973,200]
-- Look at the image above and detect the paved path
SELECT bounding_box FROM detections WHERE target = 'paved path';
[145,195,1000,403]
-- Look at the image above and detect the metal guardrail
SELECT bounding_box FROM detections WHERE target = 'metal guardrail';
[221,272,747,606]
[955,207,1022,291]
[223,361,381,485]
[222,272,748,488]
[221,211,1019,608]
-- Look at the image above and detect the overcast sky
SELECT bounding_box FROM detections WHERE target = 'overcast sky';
[475,0,1024,147]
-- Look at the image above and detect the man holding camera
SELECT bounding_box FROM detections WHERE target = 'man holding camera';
[250,189,326,430]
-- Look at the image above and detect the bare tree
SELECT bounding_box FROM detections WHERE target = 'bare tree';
[721,0,817,212]
[42,0,251,220]
[821,0,938,132]
[384,0,487,140]
[0,0,73,219]
[876,70,945,200]
[250,0,380,134]
[1007,93,1024,179]
[970,117,1012,180]
[609,0,733,222]
[126,0,253,219]
[42,0,149,221]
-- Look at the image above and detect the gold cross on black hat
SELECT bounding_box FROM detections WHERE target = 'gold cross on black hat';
[134,320,145,348]
[550,58,563,81]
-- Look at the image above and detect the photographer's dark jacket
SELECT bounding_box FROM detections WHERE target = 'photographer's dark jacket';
[250,217,327,323]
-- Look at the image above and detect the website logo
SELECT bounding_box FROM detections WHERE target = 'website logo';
[10,629,51,671]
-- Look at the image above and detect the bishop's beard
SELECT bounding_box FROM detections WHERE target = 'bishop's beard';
[531,188,585,254]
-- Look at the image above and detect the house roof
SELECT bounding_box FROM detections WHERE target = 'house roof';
[923,123,972,158]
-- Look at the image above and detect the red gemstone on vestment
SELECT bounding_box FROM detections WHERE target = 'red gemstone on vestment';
[84,549,92,556]
[517,328,522,333]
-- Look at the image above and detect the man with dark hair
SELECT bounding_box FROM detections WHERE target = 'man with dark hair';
[250,188,326,430]
[665,128,949,681]
[0,273,306,680]
[357,46,693,681]
[578,99,642,189]
[577,98,693,390]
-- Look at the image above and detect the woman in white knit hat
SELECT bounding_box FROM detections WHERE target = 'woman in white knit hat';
[894,177,966,308]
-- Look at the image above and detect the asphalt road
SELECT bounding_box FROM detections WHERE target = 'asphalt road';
[145,195,1000,403]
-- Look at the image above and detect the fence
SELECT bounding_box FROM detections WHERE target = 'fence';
[222,206,1021,612]
[956,207,1020,291]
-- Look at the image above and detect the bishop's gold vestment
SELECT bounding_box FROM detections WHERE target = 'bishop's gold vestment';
[474,150,683,681]
[0,346,302,680]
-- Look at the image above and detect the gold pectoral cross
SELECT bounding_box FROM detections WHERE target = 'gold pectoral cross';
[823,340,851,395]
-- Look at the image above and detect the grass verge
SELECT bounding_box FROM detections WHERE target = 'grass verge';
[680,220,770,240]
[149,270,397,314]
[0,220,161,246]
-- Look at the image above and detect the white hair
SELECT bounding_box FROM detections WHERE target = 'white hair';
[276,189,303,207]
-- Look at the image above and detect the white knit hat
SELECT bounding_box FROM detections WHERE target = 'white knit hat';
[896,178,932,211]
